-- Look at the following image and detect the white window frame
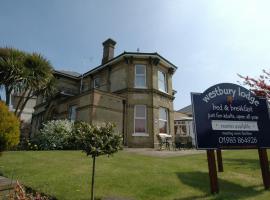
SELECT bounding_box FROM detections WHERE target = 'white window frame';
[93,77,100,88]
[135,64,147,88]
[158,70,167,93]
[159,107,169,134]
[133,105,148,136]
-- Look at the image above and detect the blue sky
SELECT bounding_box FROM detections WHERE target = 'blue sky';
[0,0,268,110]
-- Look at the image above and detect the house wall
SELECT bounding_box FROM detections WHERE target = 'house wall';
[91,90,124,133]
[31,55,176,148]
[110,61,127,92]
[120,58,175,148]
[56,76,80,94]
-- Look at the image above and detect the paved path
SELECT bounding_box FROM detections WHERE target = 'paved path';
[124,148,205,158]
[0,176,15,199]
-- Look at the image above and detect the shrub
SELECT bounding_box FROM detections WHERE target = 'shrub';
[35,120,74,150]
[0,101,20,152]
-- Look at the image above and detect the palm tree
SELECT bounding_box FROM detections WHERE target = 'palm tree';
[0,47,26,106]
[15,53,56,118]
[0,47,56,118]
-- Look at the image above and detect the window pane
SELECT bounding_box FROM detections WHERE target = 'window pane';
[135,105,146,117]
[135,76,146,87]
[158,71,167,92]
[158,71,165,81]
[136,65,145,75]
[135,119,146,133]
[158,80,165,91]
[94,78,100,88]
[159,108,167,120]
[69,106,77,121]
[159,120,167,133]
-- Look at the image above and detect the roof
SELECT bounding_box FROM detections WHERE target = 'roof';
[83,52,178,76]
[53,70,81,79]
[54,51,178,79]
[177,105,192,114]
[175,116,193,121]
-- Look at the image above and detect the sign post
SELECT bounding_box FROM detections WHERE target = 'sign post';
[207,150,219,193]
[258,148,270,189]
[216,149,223,172]
[191,83,270,193]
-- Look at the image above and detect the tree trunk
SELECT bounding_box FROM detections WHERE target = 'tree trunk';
[17,91,32,118]
[91,156,96,200]
[5,86,11,106]
[15,89,28,115]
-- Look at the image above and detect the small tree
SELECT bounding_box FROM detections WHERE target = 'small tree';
[76,122,122,200]
[0,101,20,153]
[238,69,270,98]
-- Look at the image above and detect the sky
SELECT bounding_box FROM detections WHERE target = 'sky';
[0,0,268,110]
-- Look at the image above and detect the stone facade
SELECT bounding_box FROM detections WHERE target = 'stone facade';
[32,39,177,148]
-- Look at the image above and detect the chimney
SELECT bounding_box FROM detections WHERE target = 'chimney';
[102,38,116,64]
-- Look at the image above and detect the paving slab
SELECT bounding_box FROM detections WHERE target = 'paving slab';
[0,176,16,200]
[124,148,205,158]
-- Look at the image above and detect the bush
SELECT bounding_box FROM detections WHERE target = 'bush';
[0,101,20,152]
[35,120,74,150]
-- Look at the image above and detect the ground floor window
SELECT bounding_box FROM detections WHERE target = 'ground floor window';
[134,105,147,135]
[68,105,77,121]
[159,107,169,134]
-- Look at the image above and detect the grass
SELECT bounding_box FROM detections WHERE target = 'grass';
[0,150,270,200]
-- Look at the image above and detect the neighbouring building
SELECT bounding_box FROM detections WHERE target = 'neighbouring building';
[31,38,178,148]
[174,105,195,146]
[10,93,37,138]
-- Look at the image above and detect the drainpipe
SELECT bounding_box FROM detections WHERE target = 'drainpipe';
[80,74,83,93]
[122,100,126,146]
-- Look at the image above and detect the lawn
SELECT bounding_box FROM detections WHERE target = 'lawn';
[0,150,270,200]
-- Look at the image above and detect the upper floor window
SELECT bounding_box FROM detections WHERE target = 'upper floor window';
[158,70,167,92]
[134,105,147,136]
[94,77,100,88]
[159,107,168,134]
[135,65,146,88]
[68,105,77,121]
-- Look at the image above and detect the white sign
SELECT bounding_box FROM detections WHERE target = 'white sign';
[211,120,259,131]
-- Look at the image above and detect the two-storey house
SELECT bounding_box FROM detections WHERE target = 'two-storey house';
[32,39,177,148]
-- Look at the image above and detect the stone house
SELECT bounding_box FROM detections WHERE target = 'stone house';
[32,39,177,148]
[10,93,37,138]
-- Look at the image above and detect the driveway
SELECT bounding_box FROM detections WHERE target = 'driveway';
[124,148,205,158]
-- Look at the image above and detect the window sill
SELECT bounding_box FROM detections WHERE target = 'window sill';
[134,86,147,89]
[132,133,149,137]
[158,89,168,94]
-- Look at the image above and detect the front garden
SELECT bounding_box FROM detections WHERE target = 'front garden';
[1,150,270,200]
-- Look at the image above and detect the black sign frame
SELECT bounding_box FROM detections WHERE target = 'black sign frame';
[191,83,270,150]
